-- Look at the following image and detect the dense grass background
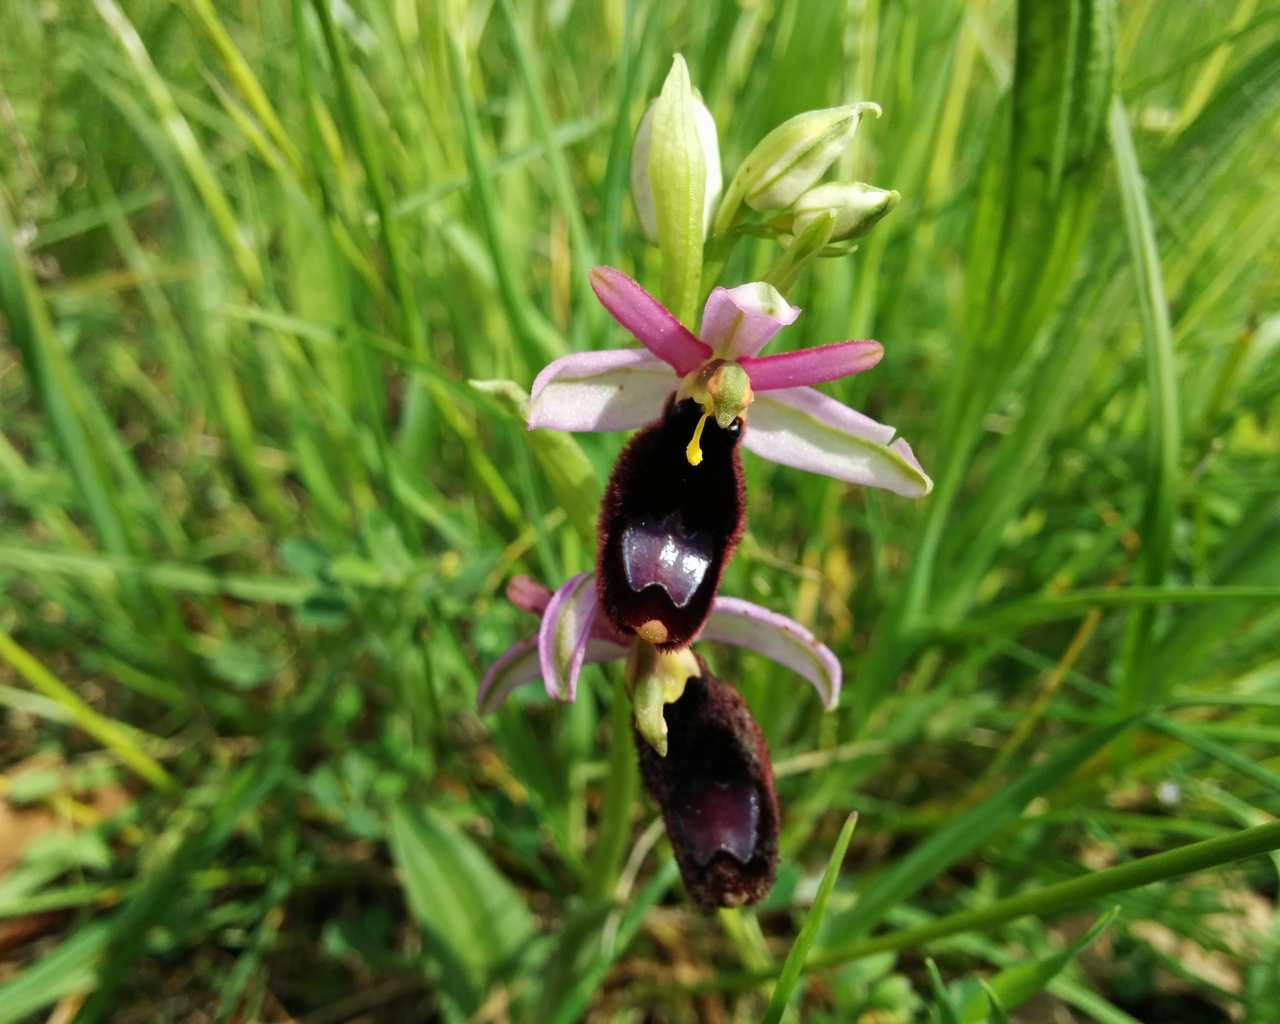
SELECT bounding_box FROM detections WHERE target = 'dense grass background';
[2,0,1280,1020]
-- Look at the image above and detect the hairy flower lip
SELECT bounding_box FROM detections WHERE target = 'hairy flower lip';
[526,267,932,496]
[598,397,744,650]
[635,670,780,907]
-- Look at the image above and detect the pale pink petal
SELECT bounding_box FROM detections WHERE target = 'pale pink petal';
[507,575,552,616]
[538,572,601,702]
[742,387,932,497]
[477,636,540,714]
[740,340,883,391]
[589,267,711,375]
[699,282,801,359]
[527,349,676,432]
[508,573,629,645]
[477,635,629,714]
[699,598,842,709]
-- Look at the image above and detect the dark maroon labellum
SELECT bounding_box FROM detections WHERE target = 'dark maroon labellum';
[635,671,780,908]
[598,397,745,649]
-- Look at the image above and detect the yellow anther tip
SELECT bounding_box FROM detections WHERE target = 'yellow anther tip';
[685,410,710,468]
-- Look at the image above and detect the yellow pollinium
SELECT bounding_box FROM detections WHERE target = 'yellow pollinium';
[681,361,753,467]
[686,412,710,466]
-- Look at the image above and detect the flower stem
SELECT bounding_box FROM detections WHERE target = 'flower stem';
[586,677,639,899]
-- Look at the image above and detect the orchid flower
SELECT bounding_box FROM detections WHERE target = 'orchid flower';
[479,573,829,907]
[477,574,841,722]
[528,267,932,498]
[636,669,780,907]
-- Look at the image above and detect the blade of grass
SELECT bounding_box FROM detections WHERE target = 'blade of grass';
[181,0,305,174]
[1110,96,1181,713]
[93,0,262,291]
[0,196,129,556]
[959,907,1119,1022]
[546,858,679,1024]
[943,585,1280,637]
[446,30,566,367]
[585,684,640,900]
[1149,715,1280,799]
[690,818,1280,994]
[496,0,599,343]
[762,812,858,1024]
[0,631,173,791]
[814,819,1280,970]
[388,802,534,1015]
[0,544,314,604]
[823,718,1132,946]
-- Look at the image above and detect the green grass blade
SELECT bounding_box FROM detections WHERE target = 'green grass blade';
[815,819,1280,970]
[93,0,262,291]
[1109,96,1181,711]
[823,719,1132,946]
[0,630,174,791]
[762,812,858,1024]
[0,921,113,1024]
[959,907,1119,1022]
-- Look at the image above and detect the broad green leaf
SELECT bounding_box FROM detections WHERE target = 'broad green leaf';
[388,803,534,1014]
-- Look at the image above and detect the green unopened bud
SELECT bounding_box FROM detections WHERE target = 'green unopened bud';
[791,182,899,242]
[639,54,716,326]
[631,81,721,244]
[721,102,880,222]
[626,642,699,757]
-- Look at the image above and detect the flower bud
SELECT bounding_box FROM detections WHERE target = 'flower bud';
[724,102,881,216]
[790,181,900,242]
[630,58,722,244]
[635,671,780,907]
